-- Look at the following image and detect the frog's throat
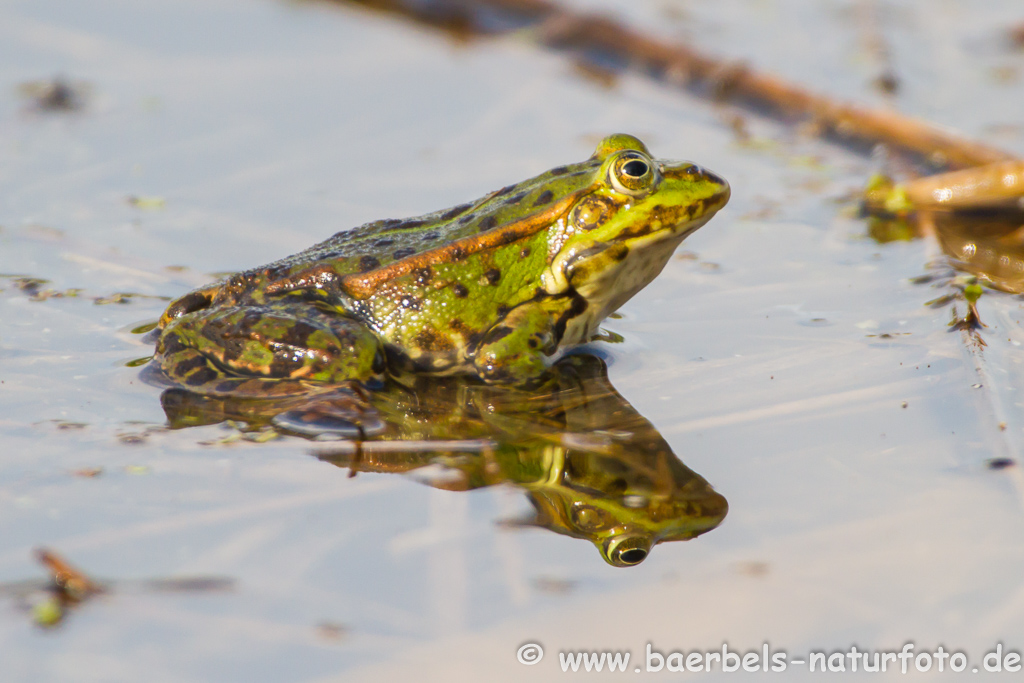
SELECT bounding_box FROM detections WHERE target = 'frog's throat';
[339,185,598,300]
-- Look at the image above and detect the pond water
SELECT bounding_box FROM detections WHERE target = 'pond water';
[1,0,1023,680]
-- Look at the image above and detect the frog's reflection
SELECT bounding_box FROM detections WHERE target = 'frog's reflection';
[157,353,727,567]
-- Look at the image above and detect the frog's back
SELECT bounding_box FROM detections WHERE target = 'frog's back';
[267,159,601,279]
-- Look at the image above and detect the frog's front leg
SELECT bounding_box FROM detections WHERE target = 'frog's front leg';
[471,295,585,384]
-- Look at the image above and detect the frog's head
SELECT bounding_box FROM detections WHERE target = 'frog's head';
[523,482,728,567]
[542,134,730,338]
[512,432,728,567]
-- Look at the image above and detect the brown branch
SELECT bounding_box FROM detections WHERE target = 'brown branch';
[333,0,1019,169]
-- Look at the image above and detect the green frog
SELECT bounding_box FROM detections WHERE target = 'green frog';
[153,134,729,395]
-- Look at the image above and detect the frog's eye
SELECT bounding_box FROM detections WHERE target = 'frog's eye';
[609,152,657,196]
[622,159,649,177]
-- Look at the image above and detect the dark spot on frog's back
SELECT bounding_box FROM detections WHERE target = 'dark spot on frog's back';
[449,245,467,261]
[281,321,316,348]
[392,247,417,260]
[483,268,501,285]
[441,203,473,221]
[393,219,426,231]
[478,215,497,232]
[533,190,554,206]
[492,184,516,198]
[359,256,381,272]
[415,267,433,284]
[548,165,570,176]
[496,230,526,247]
[216,338,244,364]
[451,282,469,298]
[372,238,395,247]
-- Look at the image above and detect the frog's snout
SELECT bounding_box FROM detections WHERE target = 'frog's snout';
[662,161,731,214]
[696,166,728,189]
[694,165,731,209]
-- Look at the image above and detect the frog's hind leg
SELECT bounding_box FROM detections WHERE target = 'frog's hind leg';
[155,325,385,438]
[158,305,386,389]
[155,326,321,398]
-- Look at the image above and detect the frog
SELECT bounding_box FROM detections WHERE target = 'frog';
[152,134,730,399]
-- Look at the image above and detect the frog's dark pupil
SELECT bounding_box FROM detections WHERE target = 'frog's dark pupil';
[619,548,647,565]
[622,160,649,178]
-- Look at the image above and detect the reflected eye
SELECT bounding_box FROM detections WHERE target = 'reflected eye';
[616,548,648,565]
[609,152,657,196]
[603,534,652,567]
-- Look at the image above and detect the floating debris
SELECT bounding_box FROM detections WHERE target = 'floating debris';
[532,576,577,594]
[127,196,167,210]
[53,421,88,430]
[71,467,103,478]
[94,292,169,305]
[16,77,90,112]
[315,621,350,641]
[94,293,133,305]
[0,548,235,628]
[736,561,770,577]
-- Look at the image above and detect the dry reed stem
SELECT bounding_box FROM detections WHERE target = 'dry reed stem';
[339,0,1019,169]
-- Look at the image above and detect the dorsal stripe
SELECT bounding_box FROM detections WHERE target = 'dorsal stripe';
[340,184,596,300]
